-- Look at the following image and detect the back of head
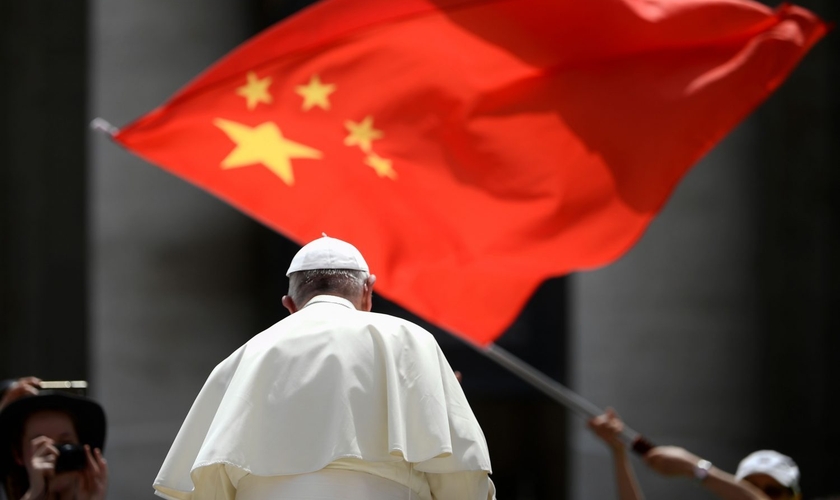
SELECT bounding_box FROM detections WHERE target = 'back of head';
[286,235,371,307]
[288,268,368,306]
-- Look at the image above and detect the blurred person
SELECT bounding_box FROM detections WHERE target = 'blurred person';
[154,235,494,500]
[0,391,108,500]
[733,451,801,500]
[646,447,800,500]
[0,377,41,500]
[589,410,800,500]
[0,378,41,411]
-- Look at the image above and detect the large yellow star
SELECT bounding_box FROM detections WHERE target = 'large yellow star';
[236,71,273,110]
[365,153,397,180]
[344,116,383,153]
[214,119,321,186]
[295,74,336,111]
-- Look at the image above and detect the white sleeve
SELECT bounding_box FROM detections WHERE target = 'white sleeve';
[427,471,496,500]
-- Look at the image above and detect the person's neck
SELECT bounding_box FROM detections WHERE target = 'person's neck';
[305,294,360,310]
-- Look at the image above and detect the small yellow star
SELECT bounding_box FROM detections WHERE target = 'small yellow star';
[236,71,273,110]
[214,119,321,186]
[344,116,383,153]
[365,153,397,180]
[295,74,336,111]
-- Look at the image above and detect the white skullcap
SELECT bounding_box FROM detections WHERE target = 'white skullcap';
[735,450,800,493]
[286,234,369,276]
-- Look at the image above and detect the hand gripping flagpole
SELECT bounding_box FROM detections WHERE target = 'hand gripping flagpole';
[468,341,655,455]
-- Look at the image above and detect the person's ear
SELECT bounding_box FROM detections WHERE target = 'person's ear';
[361,274,376,312]
[282,295,298,314]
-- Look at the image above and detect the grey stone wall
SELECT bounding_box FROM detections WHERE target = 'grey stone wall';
[90,2,255,497]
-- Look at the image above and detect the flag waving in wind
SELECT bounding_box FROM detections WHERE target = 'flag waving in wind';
[114,0,827,346]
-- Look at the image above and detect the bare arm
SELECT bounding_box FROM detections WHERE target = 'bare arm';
[613,451,645,500]
[589,409,645,500]
[644,447,770,500]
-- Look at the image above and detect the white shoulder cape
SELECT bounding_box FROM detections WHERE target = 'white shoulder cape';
[153,295,491,499]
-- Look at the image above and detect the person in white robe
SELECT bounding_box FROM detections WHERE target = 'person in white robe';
[153,235,496,500]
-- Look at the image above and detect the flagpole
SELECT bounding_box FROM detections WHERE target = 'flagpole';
[467,341,654,455]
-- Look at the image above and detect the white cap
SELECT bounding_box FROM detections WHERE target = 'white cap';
[286,234,369,276]
[735,450,800,493]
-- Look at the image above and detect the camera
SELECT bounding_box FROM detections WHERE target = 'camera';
[38,380,88,397]
[54,444,87,473]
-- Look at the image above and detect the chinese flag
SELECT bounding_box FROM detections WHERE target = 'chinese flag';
[115,0,826,346]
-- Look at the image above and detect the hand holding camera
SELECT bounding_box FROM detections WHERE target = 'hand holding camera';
[1,381,108,500]
[22,436,107,500]
[24,435,60,496]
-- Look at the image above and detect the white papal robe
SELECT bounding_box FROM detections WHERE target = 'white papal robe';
[153,295,495,500]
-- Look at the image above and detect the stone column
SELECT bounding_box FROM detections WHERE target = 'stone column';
[90,2,255,497]
[0,1,88,382]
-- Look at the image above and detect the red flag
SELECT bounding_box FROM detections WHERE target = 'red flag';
[114,0,827,346]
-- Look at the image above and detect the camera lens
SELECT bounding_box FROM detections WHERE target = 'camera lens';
[54,444,87,473]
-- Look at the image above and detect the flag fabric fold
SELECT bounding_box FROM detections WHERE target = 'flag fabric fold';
[115,0,827,345]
